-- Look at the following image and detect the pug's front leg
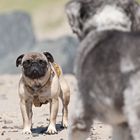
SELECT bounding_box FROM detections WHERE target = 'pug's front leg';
[47,98,59,134]
[20,99,33,134]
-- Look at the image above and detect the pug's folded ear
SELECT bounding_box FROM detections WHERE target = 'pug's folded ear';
[16,54,24,67]
[43,52,54,63]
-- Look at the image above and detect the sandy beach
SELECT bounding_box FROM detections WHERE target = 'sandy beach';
[0,74,112,140]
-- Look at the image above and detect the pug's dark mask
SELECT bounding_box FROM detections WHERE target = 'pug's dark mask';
[22,59,48,79]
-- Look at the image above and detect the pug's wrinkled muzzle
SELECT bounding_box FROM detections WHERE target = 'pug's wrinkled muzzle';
[24,62,47,79]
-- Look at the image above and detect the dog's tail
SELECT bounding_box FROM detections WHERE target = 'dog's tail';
[50,62,63,78]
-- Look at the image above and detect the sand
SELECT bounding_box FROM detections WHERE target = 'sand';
[0,74,112,140]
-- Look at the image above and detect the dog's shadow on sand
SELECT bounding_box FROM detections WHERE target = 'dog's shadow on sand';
[31,124,64,135]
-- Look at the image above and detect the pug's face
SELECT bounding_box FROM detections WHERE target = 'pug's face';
[16,52,54,79]
[22,55,48,79]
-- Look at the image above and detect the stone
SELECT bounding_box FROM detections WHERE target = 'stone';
[0,11,79,74]
[1,131,5,135]
[24,35,79,74]
[4,120,13,124]
[0,11,36,74]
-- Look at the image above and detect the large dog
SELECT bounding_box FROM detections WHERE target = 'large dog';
[16,52,70,134]
[66,0,140,140]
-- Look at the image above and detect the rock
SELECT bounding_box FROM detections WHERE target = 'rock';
[99,126,102,128]
[0,11,36,74]
[2,126,8,129]
[0,11,79,74]
[1,131,5,135]
[0,11,36,56]
[2,126,14,129]
[33,36,79,74]
[46,118,50,122]
[4,120,13,124]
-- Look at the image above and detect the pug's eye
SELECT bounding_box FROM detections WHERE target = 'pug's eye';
[23,60,31,67]
[38,60,47,66]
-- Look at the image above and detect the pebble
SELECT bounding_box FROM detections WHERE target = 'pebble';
[2,126,14,129]
[6,138,12,140]
[99,126,102,128]
[4,120,13,124]
[1,130,5,135]
[90,132,95,136]
[46,118,50,121]
[2,126,8,129]
[32,133,39,137]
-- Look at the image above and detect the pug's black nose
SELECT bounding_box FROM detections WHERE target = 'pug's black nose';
[32,70,39,75]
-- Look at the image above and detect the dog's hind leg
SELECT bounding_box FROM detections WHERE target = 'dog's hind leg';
[124,71,140,140]
[59,77,70,128]
[112,123,133,140]
[68,91,93,140]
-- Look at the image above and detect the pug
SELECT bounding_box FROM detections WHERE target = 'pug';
[16,52,70,135]
[66,0,140,140]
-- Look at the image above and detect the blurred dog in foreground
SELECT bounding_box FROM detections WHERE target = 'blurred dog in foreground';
[16,52,70,135]
[66,0,140,140]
